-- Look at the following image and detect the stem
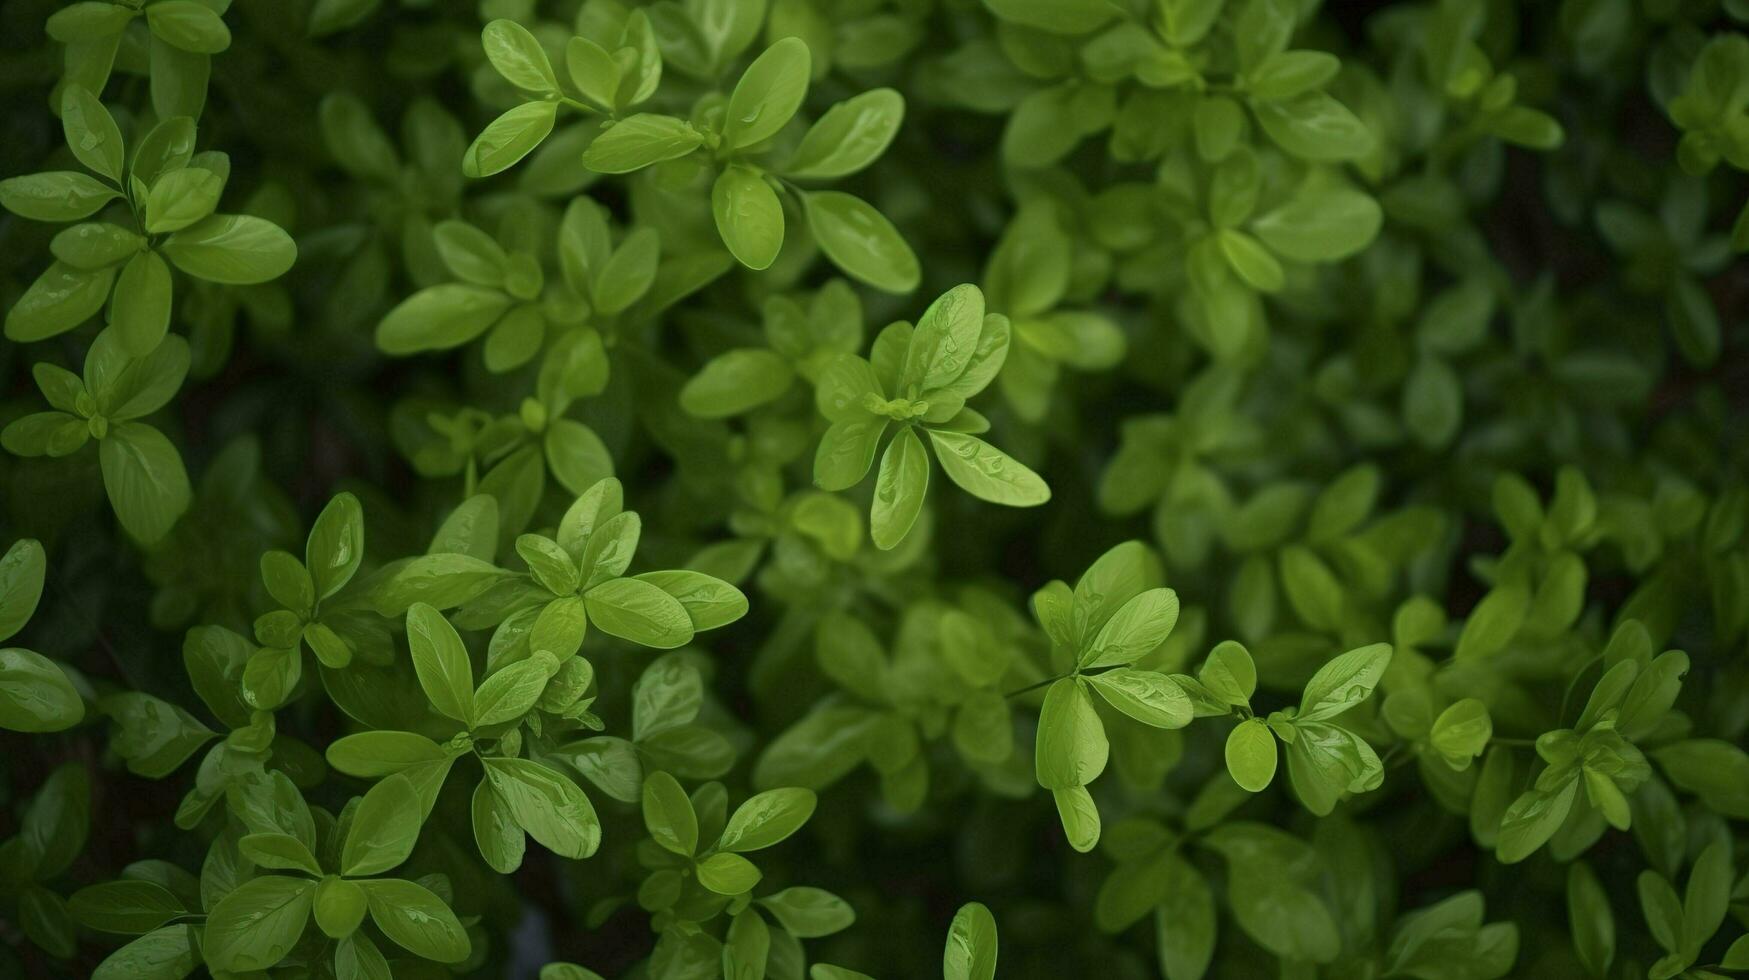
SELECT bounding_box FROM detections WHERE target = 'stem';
[1004,674,1065,699]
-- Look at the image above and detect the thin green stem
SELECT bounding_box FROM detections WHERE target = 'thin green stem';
[1005,674,1065,699]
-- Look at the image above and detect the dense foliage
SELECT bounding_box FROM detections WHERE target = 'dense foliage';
[2,0,1749,977]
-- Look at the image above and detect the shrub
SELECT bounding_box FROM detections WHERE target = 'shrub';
[1,0,1747,978]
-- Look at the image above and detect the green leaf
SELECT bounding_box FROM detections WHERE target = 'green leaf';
[51,221,143,269]
[635,571,748,631]
[433,220,509,286]
[802,191,920,294]
[1404,355,1463,449]
[376,284,513,354]
[1724,935,1749,970]
[1496,775,1579,864]
[0,171,119,222]
[147,36,210,119]
[92,924,200,980]
[474,655,552,726]
[870,425,929,551]
[87,330,189,421]
[1219,230,1284,291]
[925,429,1049,507]
[1453,581,1528,661]
[342,774,422,876]
[144,168,223,234]
[1489,107,1564,149]
[1651,740,1749,818]
[1429,698,1492,769]
[0,649,82,734]
[759,887,855,938]
[260,551,313,614]
[1682,838,1731,954]
[483,757,601,858]
[697,851,763,894]
[1225,718,1278,791]
[580,514,643,588]
[816,353,883,421]
[1568,862,1614,977]
[723,908,770,980]
[1049,780,1105,850]
[1251,187,1382,261]
[680,348,795,418]
[582,114,702,173]
[318,92,398,180]
[712,166,785,270]
[110,251,173,355]
[724,38,811,150]
[1247,50,1340,100]
[0,539,46,644]
[784,89,905,179]
[1199,640,1257,707]
[372,553,512,615]
[1155,855,1216,980]
[718,787,817,852]
[545,420,615,496]
[814,419,887,493]
[482,19,557,92]
[68,880,185,935]
[1252,91,1373,161]
[5,261,117,341]
[943,900,999,980]
[314,877,368,940]
[241,644,301,710]
[202,875,315,973]
[1085,669,1192,728]
[904,284,985,392]
[405,602,474,724]
[464,100,559,178]
[359,878,469,962]
[239,833,323,875]
[100,423,191,543]
[632,659,703,741]
[1081,587,1180,669]
[1638,870,1684,956]
[641,770,699,856]
[584,577,695,648]
[556,737,642,803]
[1298,642,1391,720]
[1034,678,1108,789]
[307,493,364,601]
[1283,721,1382,815]
[61,84,124,181]
[101,691,212,775]
[145,1,231,53]
[565,35,620,108]
[160,214,296,284]
[472,780,525,873]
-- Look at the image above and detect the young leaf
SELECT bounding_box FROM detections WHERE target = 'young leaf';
[870,426,929,550]
[1034,678,1108,789]
[482,19,558,92]
[943,901,999,980]
[926,429,1050,507]
[1225,718,1278,792]
[724,38,811,150]
[405,603,475,725]
[802,191,920,293]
